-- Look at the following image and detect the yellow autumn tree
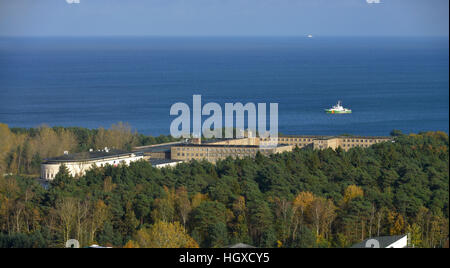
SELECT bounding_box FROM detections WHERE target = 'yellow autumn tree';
[108,122,136,150]
[123,240,139,248]
[387,211,405,235]
[310,197,337,238]
[94,122,136,151]
[87,200,109,244]
[293,191,315,217]
[342,185,364,205]
[292,192,315,239]
[175,187,191,228]
[131,221,199,248]
[31,126,77,159]
[94,127,109,150]
[406,223,422,248]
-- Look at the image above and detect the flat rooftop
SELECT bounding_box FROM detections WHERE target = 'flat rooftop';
[202,137,251,143]
[337,135,392,139]
[278,135,333,139]
[172,143,291,149]
[44,150,141,163]
[134,142,184,153]
[279,134,391,139]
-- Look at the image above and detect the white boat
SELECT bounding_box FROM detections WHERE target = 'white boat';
[325,101,352,114]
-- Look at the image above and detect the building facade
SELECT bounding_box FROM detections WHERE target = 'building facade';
[171,143,293,163]
[41,151,143,180]
[157,135,391,163]
[272,135,391,151]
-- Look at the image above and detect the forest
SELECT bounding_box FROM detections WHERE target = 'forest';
[0,123,448,248]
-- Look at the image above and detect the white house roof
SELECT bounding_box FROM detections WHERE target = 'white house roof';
[351,235,408,248]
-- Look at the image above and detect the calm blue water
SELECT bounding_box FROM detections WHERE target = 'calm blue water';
[0,37,448,136]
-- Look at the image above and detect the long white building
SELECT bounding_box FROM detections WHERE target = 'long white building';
[41,150,144,180]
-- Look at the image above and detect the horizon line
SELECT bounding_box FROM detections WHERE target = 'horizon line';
[0,34,448,39]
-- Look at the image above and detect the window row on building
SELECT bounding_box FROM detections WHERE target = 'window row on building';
[173,147,260,153]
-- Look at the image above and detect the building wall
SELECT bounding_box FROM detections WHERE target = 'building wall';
[263,136,391,151]
[143,151,170,160]
[313,138,340,150]
[338,137,391,150]
[169,135,390,163]
[274,136,317,148]
[152,161,183,169]
[41,154,143,180]
[171,144,293,163]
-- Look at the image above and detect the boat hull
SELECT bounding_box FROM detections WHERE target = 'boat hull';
[325,109,352,114]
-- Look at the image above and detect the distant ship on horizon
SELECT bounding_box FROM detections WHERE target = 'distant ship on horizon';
[325,101,352,114]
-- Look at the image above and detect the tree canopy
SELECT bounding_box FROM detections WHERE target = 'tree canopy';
[0,129,448,248]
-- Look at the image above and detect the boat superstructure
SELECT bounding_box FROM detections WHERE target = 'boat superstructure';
[325,101,352,114]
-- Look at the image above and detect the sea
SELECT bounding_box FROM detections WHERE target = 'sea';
[0,36,448,136]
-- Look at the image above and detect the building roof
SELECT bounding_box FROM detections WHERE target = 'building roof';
[87,244,112,248]
[134,142,184,153]
[226,243,256,248]
[172,143,291,149]
[280,134,391,140]
[202,137,250,144]
[44,150,141,163]
[279,135,334,139]
[313,137,341,141]
[351,235,407,248]
[337,135,392,139]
